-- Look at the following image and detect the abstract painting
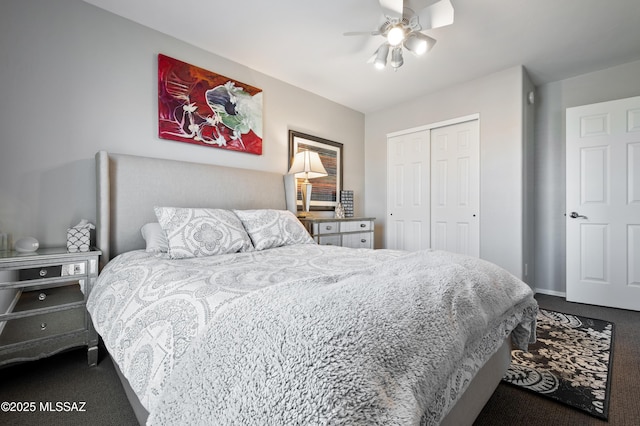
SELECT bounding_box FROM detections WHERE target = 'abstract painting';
[158,54,263,155]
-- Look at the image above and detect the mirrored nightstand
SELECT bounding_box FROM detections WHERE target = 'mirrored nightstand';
[0,247,101,367]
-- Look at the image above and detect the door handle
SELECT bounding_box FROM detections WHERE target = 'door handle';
[569,212,588,219]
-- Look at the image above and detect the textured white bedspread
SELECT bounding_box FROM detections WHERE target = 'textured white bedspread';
[87,244,404,413]
[88,246,537,425]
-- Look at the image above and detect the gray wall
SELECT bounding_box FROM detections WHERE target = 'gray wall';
[364,66,533,281]
[534,59,640,296]
[0,0,365,248]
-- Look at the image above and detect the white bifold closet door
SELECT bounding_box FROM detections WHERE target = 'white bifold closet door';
[386,130,431,251]
[430,120,480,257]
[386,118,479,257]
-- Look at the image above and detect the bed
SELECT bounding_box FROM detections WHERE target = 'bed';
[88,151,538,425]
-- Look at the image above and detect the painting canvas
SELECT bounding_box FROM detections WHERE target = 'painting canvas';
[289,131,343,211]
[158,54,263,155]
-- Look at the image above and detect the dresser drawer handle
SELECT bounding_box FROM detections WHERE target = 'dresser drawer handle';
[325,226,333,230]
[361,239,367,243]
[360,223,366,228]
[38,293,47,301]
[40,323,47,331]
[39,269,48,277]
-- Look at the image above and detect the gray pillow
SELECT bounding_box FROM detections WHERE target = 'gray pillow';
[141,222,169,253]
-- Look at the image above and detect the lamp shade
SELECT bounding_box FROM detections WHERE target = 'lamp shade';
[288,150,327,179]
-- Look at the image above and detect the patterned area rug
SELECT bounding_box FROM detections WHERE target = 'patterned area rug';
[503,308,614,419]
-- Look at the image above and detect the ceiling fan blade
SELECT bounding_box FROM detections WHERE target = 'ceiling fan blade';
[343,31,381,36]
[417,0,454,30]
[404,0,441,12]
[379,0,404,18]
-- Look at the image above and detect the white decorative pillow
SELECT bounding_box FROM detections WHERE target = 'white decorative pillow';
[233,209,314,251]
[140,222,169,253]
[154,207,254,259]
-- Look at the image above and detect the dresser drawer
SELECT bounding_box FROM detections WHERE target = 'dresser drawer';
[317,235,341,246]
[0,306,86,347]
[12,283,84,313]
[340,220,372,233]
[313,222,339,234]
[341,232,374,249]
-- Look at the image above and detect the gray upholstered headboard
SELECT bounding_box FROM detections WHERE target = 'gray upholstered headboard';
[96,151,295,267]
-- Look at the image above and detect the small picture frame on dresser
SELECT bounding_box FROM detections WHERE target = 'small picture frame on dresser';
[340,190,354,218]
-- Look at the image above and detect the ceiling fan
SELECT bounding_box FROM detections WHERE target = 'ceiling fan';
[344,0,455,70]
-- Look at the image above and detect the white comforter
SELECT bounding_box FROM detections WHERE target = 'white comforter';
[88,245,537,424]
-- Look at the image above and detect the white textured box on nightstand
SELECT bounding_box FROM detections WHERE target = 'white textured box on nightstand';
[67,227,90,252]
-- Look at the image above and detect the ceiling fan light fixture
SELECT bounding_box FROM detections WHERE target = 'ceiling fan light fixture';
[390,47,404,69]
[373,44,390,69]
[404,32,437,56]
[386,25,405,46]
[404,33,425,55]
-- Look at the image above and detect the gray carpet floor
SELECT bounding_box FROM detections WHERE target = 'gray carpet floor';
[0,343,138,425]
[1,294,638,425]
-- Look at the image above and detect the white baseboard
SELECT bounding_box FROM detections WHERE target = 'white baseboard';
[534,288,566,298]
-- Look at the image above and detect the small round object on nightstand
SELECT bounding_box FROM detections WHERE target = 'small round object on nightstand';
[14,237,39,253]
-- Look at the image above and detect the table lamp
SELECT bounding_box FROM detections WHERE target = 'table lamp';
[288,150,328,215]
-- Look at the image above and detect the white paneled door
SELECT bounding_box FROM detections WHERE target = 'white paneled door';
[386,130,431,250]
[386,118,479,256]
[566,96,640,311]
[430,120,480,257]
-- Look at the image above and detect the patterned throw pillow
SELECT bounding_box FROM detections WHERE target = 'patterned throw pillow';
[154,207,253,259]
[233,209,314,251]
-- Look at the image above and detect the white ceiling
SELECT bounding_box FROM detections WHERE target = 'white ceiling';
[83,0,640,114]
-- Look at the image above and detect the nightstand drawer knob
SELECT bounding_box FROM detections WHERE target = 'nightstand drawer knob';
[361,239,367,243]
[40,323,47,330]
[38,293,46,301]
[325,225,333,230]
[360,223,366,228]
[39,269,48,277]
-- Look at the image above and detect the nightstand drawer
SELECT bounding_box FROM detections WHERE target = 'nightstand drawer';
[17,262,86,281]
[318,235,341,246]
[12,283,84,313]
[340,220,372,232]
[0,306,85,347]
[313,222,339,234]
[19,265,63,280]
